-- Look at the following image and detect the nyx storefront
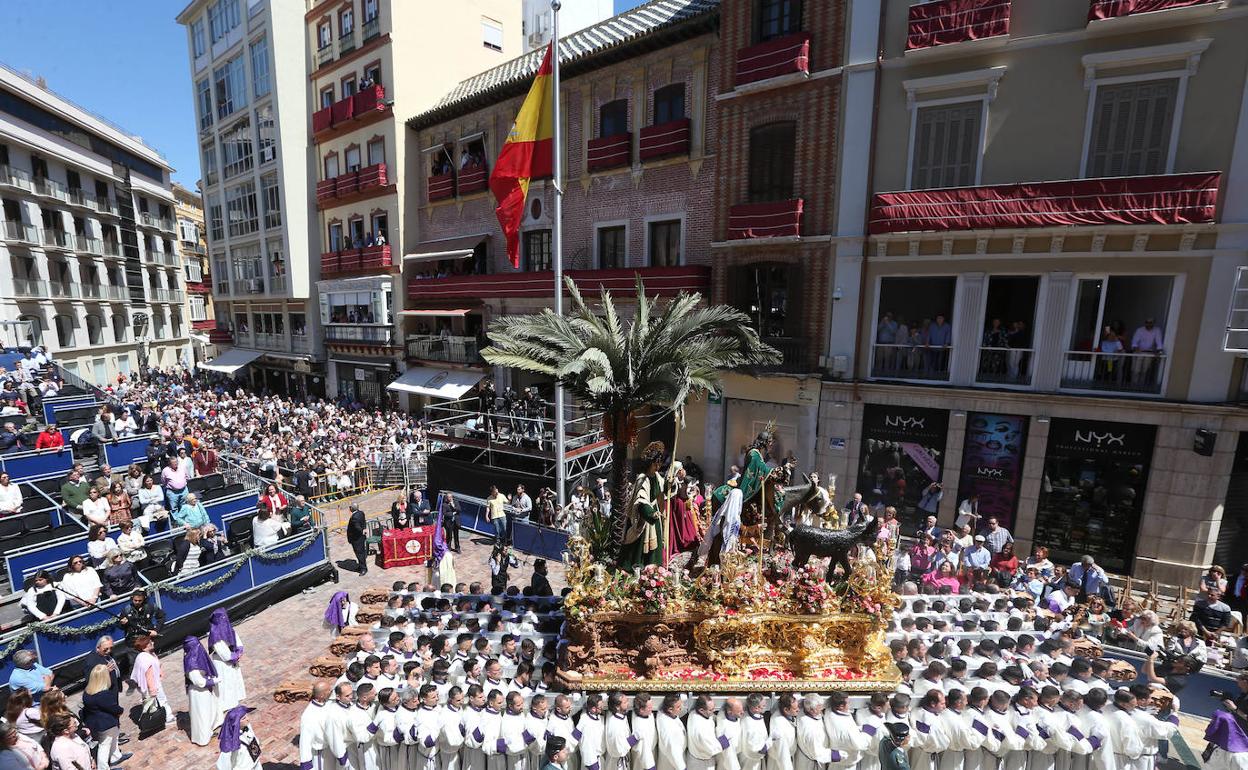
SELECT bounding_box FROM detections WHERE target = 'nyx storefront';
[1034,418,1157,572]
[857,404,950,531]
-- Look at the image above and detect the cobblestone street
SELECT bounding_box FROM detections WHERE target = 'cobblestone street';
[111,490,565,769]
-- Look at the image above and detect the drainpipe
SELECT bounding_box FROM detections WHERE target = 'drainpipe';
[851,0,888,404]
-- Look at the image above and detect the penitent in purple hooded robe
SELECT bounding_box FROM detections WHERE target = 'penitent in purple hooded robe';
[324,590,351,630]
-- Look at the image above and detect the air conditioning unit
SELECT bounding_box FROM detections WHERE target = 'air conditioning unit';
[259,147,276,163]
[248,278,265,293]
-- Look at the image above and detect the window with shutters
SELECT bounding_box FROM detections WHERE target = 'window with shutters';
[748,122,796,203]
[648,220,682,267]
[910,102,981,190]
[524,229,552,272]
[597,225,626,269]
[1085,78,1177,178]
[600,100,629,138]
[653,84,686,124]
[755,0,802,42]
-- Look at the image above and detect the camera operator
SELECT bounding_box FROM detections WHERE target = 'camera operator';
[1142,649,1195,711]
[1215,673,1248,721]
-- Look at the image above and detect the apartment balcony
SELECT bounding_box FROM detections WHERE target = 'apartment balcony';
[427,172,455,202]
[315,45,334,69]
[33,177,69,202]
[1088,0,1220,21]
[13,279,49,298]
[457,162,488,195]
[311,85,388,141]
[269,275,287,293]
[41,229,72,251]
[150,288,185,304]
[73,235,103,254]
[362,16,380,42]
[406,265,710,304]
[50,282,79,299]
[758,337,809,373]
[587,133,631,173]
[868,172,1220,234]
[252,332,287,351]
[95,197,117,216]
[101,285,129,301]
[639,119,691,162]
[975,346,1033,386]
[325,325,395,346]
[727,199,804,240]
[191,321,233,345]
[148,251,181,268]
[187,281,212,294]
[1,221,38,243]
[65,189,99,211]
[338,32,357,55]
[734,31,811,88]
[138,212,176,232]
[101,240,122,258]
[317,163,391,208]
[0,165,32,191]
[405,334,483,365]
[233,278,266,295]
[291,335,311,354]
[1061,350,1166,394]
[870,344,952,382]
[321,244,393,277]
[907,0,1011,52]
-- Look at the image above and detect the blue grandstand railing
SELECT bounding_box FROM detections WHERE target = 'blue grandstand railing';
[0,525,329,684]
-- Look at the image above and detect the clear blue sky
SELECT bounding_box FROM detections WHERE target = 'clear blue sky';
[3,1,198,186]
[1,0,650,189]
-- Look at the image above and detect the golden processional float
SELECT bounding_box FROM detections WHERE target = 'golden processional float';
[556,436,902,692]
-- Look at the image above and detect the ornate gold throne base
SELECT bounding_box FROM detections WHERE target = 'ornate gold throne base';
[559,610,898,692]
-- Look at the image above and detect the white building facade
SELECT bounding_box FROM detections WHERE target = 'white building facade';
[0,64,188,383]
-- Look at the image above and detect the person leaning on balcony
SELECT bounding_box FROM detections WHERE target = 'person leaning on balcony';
[1130,317,1164,384]
[876,312,898,370]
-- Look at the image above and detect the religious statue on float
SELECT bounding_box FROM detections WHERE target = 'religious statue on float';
[617,441,667,571]
[694,425,787,567]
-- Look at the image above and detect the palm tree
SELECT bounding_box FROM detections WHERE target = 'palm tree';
[481,276,781,564]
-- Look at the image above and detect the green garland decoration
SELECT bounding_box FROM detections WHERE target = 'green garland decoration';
[0,530,325,661]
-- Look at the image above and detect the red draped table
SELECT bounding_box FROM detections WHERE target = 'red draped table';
[381,526,435,569]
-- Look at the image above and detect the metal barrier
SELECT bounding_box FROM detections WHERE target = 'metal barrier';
[0,446,75,482]
[448,492,570,562]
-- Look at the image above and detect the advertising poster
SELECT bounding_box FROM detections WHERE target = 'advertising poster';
[956,412,1028,529]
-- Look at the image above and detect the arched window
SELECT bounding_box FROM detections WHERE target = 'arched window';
[17,315,43,347]
[112,314,128,344]
[85,315,104,346]
[653,84,685,124]
[599,99,628,138]
[54,314,77,348]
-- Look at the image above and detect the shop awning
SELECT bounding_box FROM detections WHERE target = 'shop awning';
[398,308,477,317]
[387,366,484,400]
[403,233,489,264]
[198,348,263,374]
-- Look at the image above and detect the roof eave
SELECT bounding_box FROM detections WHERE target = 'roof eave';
[406,10,719,133]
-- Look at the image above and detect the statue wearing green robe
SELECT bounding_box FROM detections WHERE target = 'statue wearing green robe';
[619,470,665,570]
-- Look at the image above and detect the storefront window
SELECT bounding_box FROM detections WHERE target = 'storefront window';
[856,404,950,532]
[955,413,1029,530]
[1033,418,1156,572]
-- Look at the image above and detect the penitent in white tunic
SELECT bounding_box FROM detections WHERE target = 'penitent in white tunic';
[187,669,224,746]
[217,724,262,770]
[212,636,247,712]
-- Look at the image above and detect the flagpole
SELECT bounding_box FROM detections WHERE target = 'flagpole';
[551,0,567,511]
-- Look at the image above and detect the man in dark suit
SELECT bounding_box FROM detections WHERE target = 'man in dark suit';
[346,503,369,575]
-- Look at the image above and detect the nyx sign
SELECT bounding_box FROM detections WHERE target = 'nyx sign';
[975,466,1006,480]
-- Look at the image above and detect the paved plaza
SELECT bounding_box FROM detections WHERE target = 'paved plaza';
[119,490,565,769]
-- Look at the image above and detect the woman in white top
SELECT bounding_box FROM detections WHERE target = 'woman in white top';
[81,486,111,527]
[19,570,65,621]
[57,555,103,607]
[136,475,166,529]
[114,410,138,437]
[251,507,289,548]
[85,524,117,567]
[116,519,147,563]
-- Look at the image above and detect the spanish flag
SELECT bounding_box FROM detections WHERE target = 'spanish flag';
[490,43,555,268]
